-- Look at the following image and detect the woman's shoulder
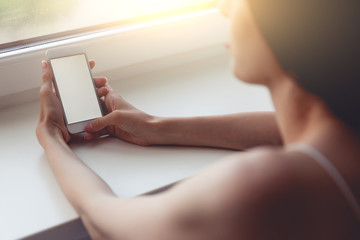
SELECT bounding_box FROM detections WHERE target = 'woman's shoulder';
[227,145,301,188]
[225,145,360,239]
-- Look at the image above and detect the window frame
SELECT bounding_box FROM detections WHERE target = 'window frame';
[0,8,229,109]
[0,1,215,54]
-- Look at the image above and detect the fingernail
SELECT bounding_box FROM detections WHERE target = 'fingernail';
[42,60,47,69]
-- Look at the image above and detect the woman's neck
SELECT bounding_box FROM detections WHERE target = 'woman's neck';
[268,77,339,145]
[268,75,360,204]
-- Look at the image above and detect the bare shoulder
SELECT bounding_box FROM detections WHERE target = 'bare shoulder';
[228,146,304,201]
[161,146,307,239]
[198,146,312,239]
[221,146,301,196]
[243,147,308,235]
[221,146,360,239]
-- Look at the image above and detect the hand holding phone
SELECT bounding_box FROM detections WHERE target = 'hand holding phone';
[46,46,103,134]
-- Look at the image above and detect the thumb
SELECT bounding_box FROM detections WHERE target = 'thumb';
[85,112,119,132]
[41,60,53,87]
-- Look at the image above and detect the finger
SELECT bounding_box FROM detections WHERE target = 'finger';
[97,86,109,98]
[40,61,54,98]
[104,81,116,93]
[85,111,119,132]
[100,99,109,115]
[41,61,53,88]
[89,60,95,70]
[84,129,109,140]
[94,77,107,87]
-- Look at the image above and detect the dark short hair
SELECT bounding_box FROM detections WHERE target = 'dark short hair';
[249,0,360,134]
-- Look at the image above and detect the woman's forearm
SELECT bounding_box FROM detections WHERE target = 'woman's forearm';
[151,112,282,150]
[42,131,115,214]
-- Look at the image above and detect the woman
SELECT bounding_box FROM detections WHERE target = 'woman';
[37,0,360,239]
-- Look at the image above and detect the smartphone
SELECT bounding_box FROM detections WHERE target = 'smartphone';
[46,46,103,134]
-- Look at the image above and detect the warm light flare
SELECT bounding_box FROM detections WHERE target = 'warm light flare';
[70,0,215,27]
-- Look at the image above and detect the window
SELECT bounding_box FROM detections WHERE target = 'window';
[0,0,215,52]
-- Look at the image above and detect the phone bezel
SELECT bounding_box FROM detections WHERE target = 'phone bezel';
[46,45,103,134]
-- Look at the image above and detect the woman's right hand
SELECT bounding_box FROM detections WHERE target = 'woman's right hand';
[84,78,158,146]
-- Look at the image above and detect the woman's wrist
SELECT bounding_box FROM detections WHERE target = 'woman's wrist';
[146,116,185,145]
[37,123,66,149]
[144,116,168,145]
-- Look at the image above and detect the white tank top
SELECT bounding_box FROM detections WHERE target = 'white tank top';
[288,143,360,223]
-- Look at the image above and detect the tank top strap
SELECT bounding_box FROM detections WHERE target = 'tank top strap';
[287,143,360,223]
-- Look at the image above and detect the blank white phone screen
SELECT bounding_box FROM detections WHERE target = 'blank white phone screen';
[50,54,102,124]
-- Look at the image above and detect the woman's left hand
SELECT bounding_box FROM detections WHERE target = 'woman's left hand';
[36,60,108,147]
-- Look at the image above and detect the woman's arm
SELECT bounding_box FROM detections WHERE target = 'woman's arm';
[150,112,282,150]
[40,131,115,210]
[84,79,282,150]
[36,61,115,210]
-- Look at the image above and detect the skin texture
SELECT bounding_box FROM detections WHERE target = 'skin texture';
[37,0,360,239]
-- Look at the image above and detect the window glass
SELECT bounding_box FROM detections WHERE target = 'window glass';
[0,0,214,47]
